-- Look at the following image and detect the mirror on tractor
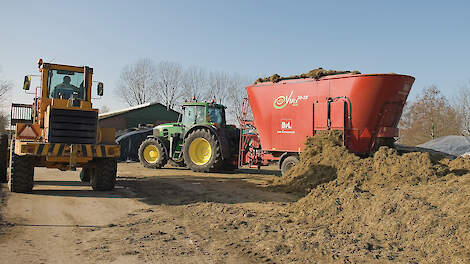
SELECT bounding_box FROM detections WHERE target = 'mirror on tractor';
[97,82,104,96]
[23,76,31,90]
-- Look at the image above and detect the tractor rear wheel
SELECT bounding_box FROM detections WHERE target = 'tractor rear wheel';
[281,156,299,176]
[0,134,8,183]
[183,129,223,172]
[138,138,168,169]
[80,168,93,182]
[91,158,117,191]
[9,154,34,193]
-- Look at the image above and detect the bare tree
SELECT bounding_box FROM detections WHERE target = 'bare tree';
[0,68,12,104]
[116,59,158,106]
[156,61,184,110]
[181,66,208,101]
[399,85,464,145]
[226,74,251,124]
[453,81,470,135]
[0,68,12,131]
[207,71,230,105]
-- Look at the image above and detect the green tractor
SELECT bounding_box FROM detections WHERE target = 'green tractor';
[138,101,240,172]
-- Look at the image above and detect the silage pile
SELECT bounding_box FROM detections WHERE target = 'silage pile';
[275,131,470,262]
[254,67,361,84]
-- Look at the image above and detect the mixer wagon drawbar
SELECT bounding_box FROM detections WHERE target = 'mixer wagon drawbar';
[238,73,415,175]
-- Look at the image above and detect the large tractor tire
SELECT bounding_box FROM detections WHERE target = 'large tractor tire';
[183,129,223,172]
[80,168,93,182]
[220,128,240,172]
[9,154,34,193]
[0,134,8,183]
[91,158,117,191]
[138,138,168,169]
[280,155,299,176]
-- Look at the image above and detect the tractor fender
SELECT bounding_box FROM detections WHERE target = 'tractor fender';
[184,125,230,160]
[279,152,299,170]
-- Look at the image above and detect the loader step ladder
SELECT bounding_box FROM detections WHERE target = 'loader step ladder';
[11,103,33,125]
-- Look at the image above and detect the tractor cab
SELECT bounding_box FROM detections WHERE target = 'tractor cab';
[181,102,226,128]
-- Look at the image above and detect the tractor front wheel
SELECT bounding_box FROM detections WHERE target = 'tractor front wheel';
[9,154,34,193]
[183,129,223,172]
[138,138,168,169]
[91,158,117,191]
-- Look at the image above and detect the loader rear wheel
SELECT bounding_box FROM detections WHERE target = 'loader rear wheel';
[0,134,8,183]
[281,156,299,176]
[138,138,168,169]
[80,168,92,182]
[91,158,117,191]
[184,129,223,172]
[8,154,34,193]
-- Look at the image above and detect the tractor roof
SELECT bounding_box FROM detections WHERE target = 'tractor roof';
[183,101,225,108]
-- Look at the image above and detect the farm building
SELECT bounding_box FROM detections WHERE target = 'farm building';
[98,102,180,132]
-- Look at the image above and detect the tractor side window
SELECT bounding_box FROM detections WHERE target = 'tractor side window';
[48,70,86,100]
[208,107,223,125]
[182,106,206,127]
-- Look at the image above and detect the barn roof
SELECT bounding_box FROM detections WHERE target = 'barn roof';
[99,102,179,120]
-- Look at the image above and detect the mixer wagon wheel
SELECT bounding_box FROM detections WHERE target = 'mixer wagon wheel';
[90,158,117,191]
[0,134,8,183]
[8,154,34,193]
[80,168,93,182]
[372,137,396,152]
[138,138,168,169]
[183,129,223,172]
[281,155,299,176]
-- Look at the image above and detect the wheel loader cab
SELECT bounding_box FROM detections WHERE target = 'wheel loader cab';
[47,70,86,100]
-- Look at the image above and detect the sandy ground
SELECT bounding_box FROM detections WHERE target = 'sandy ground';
[3,155,466,263]
[0,163,298,264]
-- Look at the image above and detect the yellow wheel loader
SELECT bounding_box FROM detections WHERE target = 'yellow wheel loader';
[0,59,120,193]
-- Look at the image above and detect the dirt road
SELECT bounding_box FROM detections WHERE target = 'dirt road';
[0,163,298,264]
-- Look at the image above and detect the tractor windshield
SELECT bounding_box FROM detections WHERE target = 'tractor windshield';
[182,105,206,127]
[208,107,224,126]
[47,70,86,100]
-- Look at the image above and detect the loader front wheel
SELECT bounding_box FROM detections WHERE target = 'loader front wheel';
[91,158,117,191]
[0,134,8,183]
[138,138,168,169]
[9,154,34,193]
[80,168,93,182]
[184,129,223,172]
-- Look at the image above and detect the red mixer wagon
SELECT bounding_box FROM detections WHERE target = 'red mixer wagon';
[238,73,415,174]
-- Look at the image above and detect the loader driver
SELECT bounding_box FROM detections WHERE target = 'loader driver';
[53,76,79,99]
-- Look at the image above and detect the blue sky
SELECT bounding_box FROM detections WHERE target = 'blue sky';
[1,0,469,111]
